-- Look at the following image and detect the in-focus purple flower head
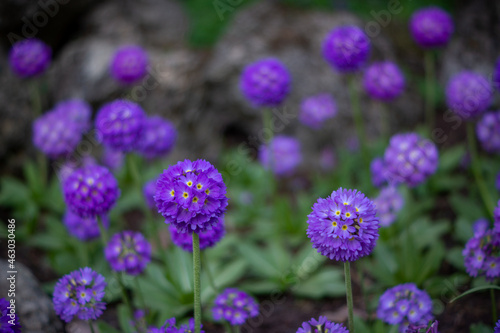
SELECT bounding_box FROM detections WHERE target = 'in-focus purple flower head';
[110,45,149,84]
[299,93,337,130]
[306,187,379,262]
[155,159,228,233]
[53,98,92,134]
[147,317,204,333]
[463,223,500,281]
[9,38,51,77]
[64,210,109,242]
[170,217,225,252]
[476,111,500,154]
[240,58,291,107]
[296,316,348,333]
[322,25,370,72]
[101,146,125,171]
[377,283,433,332]
[445,71,492,120]
[143,178,158,209]
[409,7,454,48]
[53,267,106,322]
[105,231,152,275]
[370,157,389,188]
[136,116,177,159]
[384,133,438,187]
[363,61,405,101]
[259,135,302,176]
[63,164,120,218]
[0,297,21,332]
[212,288,259,326]
[374,186,404,227]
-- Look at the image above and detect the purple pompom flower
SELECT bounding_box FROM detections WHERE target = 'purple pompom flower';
[53,99,92,134]
[136,116,177,159]
[148,317,203,333]
[169,217,225,252]
[363,61,405,101]
[53,267,106,322]
[322,25,370,72]
[463,224,500,281]
[371,157,389,188]
[383,133,439,187]
[105,231,152,275]
[95,99,146,152]
[409,7,454,48]
[299,94,337,129]
[155,159,228,233]
[64,210,109,241]
[212,288,259,326]
[374,186,404,227]
[0,297,21,332]
[296,316,348,333]
[110,45,149,84]
[9,38,51,77]
[306,188,379,262]
[258,135,302,176]
[240,58,291,107]
[143,178,158,209]
[377,283,433,332]
[63,164,120,218]
[476,111,500,153]
[445,71,492,119]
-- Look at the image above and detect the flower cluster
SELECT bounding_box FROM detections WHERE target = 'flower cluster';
[377,283,433,332]
[306,188,379,262]
[212,288,259,326]
[259,135,302,176]
[110,45,149,84]
[476,111,500,154]
[463,222,500,280]
[405,321,439,333]
[53,98,92,134]
[63,210,109,241]
[143,178,158,209]
[155,159,228,233]
[148,317,203,333]
[0,298,21,333]
[9,38,51,77]
[370,157,389,188]
[383,133,438,187]
[105,231,152,275]
[409,7,454,48]
[374,186,404,227]
[53,267,106,322]
[322,25,370,72]
[363,61,405,101]
[137,116,177,159]
[296,316,348,333]
[169,217,225,252]
[445,71,492,119]
[299,94,337,129]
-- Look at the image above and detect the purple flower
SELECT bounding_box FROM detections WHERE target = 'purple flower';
[495,200,500,232]
[9,38,51,77]
[299,94,337,129]
[240,58,291,107]
[296,316,348,333]
[53,99,92,134]
[320,147,336,171]
[63,210,109,241]
[463,224,500,281]
[154,159,228,233]
[374,186,404,227]
[259,135,302,176]
[95,99,146,152]
[363,61,405,101]
[143,178,158,209]
[476,111,500,153]
[63,164,120,218]
[445,71,492,119]
[497,172,500,192]
[101,146,125,171]
[405,321,439,333]
[383,133,438,187]
[105,231,151,275]
[53,267,106,322]
[110,45,149,84]
[0,297,21,333]
[148,317,204,333]
[377,283,433,332]
[472,218,489,237]
[495,319,500,333]
[169,217,225,252]
[371,157,389,188]
[306,188,379,262]
[322,25,370,72]
[136,116,177,159]
[494,58,500,93]
[409,7,454,48]
[212,288,258,326]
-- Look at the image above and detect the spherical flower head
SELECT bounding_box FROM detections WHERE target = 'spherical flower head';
[33,110,82,159]
[110,45,149,84]
[322,25,370,72]
[371,157,389,188]
[170,217,225,252]
[363,61,405,101]
[0,297,21,332]
[9,38,51,77]
[476,111,500,153]
[95,99,146,152]
[63,210,109,241]
[299,94,337,129]
[53,267,106,322]
[155,159,228,233]
[445,71,492,119]
[463,226,500,280]
[259,135,302,176]
[409,7,454,48]
[105,231,152,275]
[212,288,259,326]
[53,99,92,133]
[383,133,439,187]
[240,58,291,107]
[296,316,348,333]
[374,186,404,227]
[306,188,379,262]
[101,146,124,171]
[377,283,433,332]
[63,164,120,218]
[136,116,177,159]
[143,178,158,209]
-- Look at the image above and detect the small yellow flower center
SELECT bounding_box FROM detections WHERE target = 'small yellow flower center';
[345,212,351,217]
[170,190,175,196]
[355,207,359,212]
[196,184,202,189]
[342,225,348,231]
[183,192,189,198]
[332,221,337,227]
[205,189,210,195]
[343,202,348,205]
[359,218,363,223]
[193,197,199,203]
[81,292,86,297]
[335,210,341,215]
[478,255,483,261]
[187,181,193,186]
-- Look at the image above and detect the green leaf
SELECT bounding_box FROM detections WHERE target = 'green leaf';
[470,322,494,333]
[117,304,133,333]
[292,267,345,298]
[438,144,465,172]
[450,285,500,303]
[446,247,466,270]
[97,321,121,333]
[211,259,247,289]
[0,177,30,206]
[237,242,281,279]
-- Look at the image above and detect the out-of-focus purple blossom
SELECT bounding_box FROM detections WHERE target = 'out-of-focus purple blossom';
[495,319,500,333]
[463,221,500,281]
[143,178,158,209]
[136,116,177,159]
[299,94,337,129]
[0,297,21,332]
[371,157,389,188]
[53,99,92,133]
[101,146,124,171]
[405,320,439,333]
[347,136,359,152]
[320,147,336,172]
[9,38,51,77]
[258,135,302,176]
[296,316,348,333]
[55,156,97,183]
[105,231,151,275]
[409,7,454,48]
[322,25,370,72]
[363,61,405,101]
[476,111,500,154]
[495,200,500,232]
[63,210,109,241]
[212,288,259,326]
[374,186,404,227]
[169,217,225,252]
[147,317,203,333]
[472,218,489,237]
[494,58,500,93]
[110,45,149,84]
[445,71,492,120]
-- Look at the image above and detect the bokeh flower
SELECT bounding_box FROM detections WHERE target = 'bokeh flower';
[53,98,92,134]
[136,116,177,159]
[9,38,51,77]
[476,111,500,153]
[409,7,454,48]
[363,61,405,101]
[101,146,125,171]
[370,157,389,188]
[495,319,500,333]
[143,178,158,209]
[322,25,370,72]
[463,223,500,281]
[63,210,109,241]
[110,45,149,84]
[374,186,404,227]
[0,297,21,333]
[169,217,225,252]
[299,93,337,129]
[212,288,259,326]
[445,71,492,119]
[147,317,203,333]
[105,231,152,275]
[259,135,302,176]
[296,316,348,333]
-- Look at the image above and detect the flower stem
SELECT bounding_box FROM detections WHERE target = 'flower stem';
[193,233,202,333]
[202,252,218,293]
[135,277,147,312]
[344,262,355,333]
[492,289,497,326]
[425,50,436,130]
[263,108,275,172]
[88,321,96,333]
[223,321,233,333]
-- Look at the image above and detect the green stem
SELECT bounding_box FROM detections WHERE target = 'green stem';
[425,51,436,130]
[344,262,355,333]
[202,252,218,293]
[263,108,275,171]
[492,289,497,326]
[235,326,241,333]
[223,321,233,333]
[127,154,142,186]
[88,321,96,333]
[117,273,133,316]
[193,233,202,333]
[30,79,42,117]
[135,277,147,312]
